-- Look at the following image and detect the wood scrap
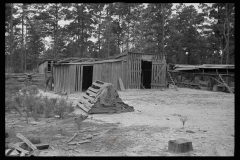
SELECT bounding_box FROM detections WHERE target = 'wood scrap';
[5,149,14,156]
[34,143,49,150]
[9,149,20,156]
[20,152,26,156]
[50,146,54,151]
[67,133,78,143]
[68,140,91,145]
[16,133,37,151]
[8,143,29,154]
[118,78,125,91]
[29,149,40,156]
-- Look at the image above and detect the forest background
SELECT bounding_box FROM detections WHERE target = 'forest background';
[5,3,235,73]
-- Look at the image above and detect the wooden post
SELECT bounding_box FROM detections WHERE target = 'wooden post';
[80,65,83,92]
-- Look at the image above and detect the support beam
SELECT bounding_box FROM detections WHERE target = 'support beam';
[209,76,224,86]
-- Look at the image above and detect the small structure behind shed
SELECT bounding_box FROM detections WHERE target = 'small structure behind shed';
[38,59,57,74]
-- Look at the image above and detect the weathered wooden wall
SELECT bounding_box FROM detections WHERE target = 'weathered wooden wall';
[53,52,167,94]
[38,61,48,74]
[92,61,127,90]
[127,52,167,89]
[53,65,70,94]
[151,55,167,89]
[127,53,142,89]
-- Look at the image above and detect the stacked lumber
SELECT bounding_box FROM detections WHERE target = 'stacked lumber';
[72,80,134,115]
[6,73,51,83]
[6,133,49,157]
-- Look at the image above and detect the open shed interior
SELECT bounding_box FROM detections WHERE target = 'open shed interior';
[141,60,152,89]
[82,66,93,91]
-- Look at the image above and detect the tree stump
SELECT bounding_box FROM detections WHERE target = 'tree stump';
[168,138,193,153]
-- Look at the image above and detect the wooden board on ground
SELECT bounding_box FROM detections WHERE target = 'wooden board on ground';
[68,140,91,145]
[16,133,37,151]
[8,143,29,154]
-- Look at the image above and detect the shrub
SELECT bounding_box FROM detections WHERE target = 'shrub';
[54,98,68,119]
[54,98,74,119]
[67,103,75,113]
[180,116,188,129]
[43,97,54,118]
[28,85,39,95]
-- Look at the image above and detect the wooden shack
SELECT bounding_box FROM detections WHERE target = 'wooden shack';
[53,52,167,94]
[38,59,57,74]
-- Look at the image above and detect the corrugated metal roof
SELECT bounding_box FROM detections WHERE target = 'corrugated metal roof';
[174,68,199,71]
[55,59,126,65]
[173,64,234,70]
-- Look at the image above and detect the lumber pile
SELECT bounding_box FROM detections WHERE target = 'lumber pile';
[5,133,49,157]
[6,73,51,83]
[72,80,134,115]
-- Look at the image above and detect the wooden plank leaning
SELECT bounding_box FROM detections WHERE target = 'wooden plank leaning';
[8,143,29,154]
[16,133,37,151]
[118,78,125,91]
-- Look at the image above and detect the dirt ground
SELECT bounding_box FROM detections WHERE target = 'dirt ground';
[5,87,234,156]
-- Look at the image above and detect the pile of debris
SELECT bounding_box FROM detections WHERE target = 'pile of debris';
[5,132,49,157]
[72,80,134,115]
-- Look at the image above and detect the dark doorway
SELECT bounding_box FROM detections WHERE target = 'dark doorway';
[141,60,152,89]
[82,66,93,91]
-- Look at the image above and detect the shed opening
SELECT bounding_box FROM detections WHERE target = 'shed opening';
[141,60,152,89]
[47,62,51,72]
[82,66,93,91]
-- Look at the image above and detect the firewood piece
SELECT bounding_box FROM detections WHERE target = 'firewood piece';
[29,149,40,156]
[68,140,91,145]
[8,143,29,154]
[9,149,20,156]
[20,152,26,156]
[168,138,193,153]
[34,143,49,150]
[50,146,54,151]
[5,149,14,156]
[68,133,78,143]
[19,142,32,151]
[16,133,37,151]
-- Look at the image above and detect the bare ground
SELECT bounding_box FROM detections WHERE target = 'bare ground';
[5,88,234,156]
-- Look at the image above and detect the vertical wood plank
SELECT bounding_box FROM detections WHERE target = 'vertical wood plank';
[78,65,81,91]
[80,65,83,92]
[132,54,135,88]
[126,53,129,89]
[128,53,132,88]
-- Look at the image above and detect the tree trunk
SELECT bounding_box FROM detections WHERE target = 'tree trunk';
[81,4,84,57]
[107,9,110,59]
[21,4,24,72]
[98,24,101,56]
[127,21,129,52]
[140,13,143,52]
[187,49,191,64]
[54,3,58,60]
[226,3,229,64]
[162,4,165,57]
[10,3,13,71]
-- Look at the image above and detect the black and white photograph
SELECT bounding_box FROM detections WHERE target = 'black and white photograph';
[5,3,234,156]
